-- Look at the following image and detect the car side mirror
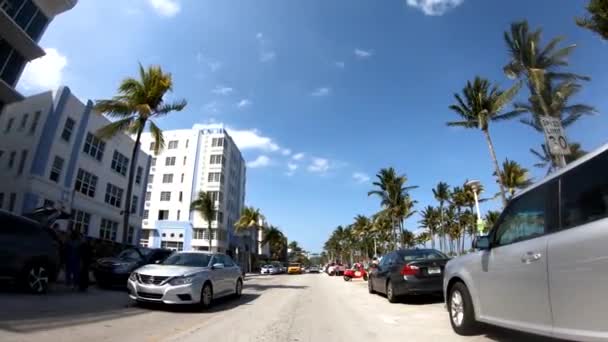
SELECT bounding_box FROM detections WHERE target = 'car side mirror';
[212,263,225,270]
[474,236,491,250]
[155,260,162,264]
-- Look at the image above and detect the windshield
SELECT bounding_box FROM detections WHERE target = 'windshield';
[162,253,211,267]
[117,249,142,261]
[401,250,448,262]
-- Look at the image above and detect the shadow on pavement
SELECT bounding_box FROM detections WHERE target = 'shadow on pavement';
[400,295,444,305]
[0,286,143,333]
[136,293,260,313]
[480,325,571,342]
[244,283,309,292]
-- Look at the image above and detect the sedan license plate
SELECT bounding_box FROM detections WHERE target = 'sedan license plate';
[428,267,441,275]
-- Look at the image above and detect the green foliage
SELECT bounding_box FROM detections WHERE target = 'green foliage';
[235,207,263,232]
[495,159,533,199]
[190,191,215,251]
[576,0,608,40]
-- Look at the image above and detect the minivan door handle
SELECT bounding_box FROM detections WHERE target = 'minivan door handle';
[521,252,543,264]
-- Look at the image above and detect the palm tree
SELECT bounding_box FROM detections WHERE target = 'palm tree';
[95,64,187,244]
[419,206,440,249]
[447,77,522,207]
[415,232,430,248]
[235,206,264,272]
[483,211,501,234]
[531,142,587,174]
[576,0,608,40]
[190,191,215,251]
[432,182,451,253]
[262,226,286,260]
[401,230,416,248]
[495,159,532,199]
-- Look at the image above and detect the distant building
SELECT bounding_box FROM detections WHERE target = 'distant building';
[139,124,248,261]
[0,0,78,110]
[0,87,150,244]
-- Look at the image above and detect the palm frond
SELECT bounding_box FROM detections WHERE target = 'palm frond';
[154,99,188,117]
[149,120,165,155]
[94,99,134,118]
[95,116,135,139]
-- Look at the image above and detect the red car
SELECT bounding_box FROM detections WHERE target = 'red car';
[343,263,368,281]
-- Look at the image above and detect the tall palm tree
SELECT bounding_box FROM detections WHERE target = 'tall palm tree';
[432,182,451,253]
[262,225,286,260]
[235,206,264,272]
[190,191,215,251]
[419,206,440,249]
[95,64,187,244]
[447,77,522,207]
[495,159,533,199]
[483,210,501,234]
[576,0,608,40]
[531,142,587,174]
[401,230,416,248]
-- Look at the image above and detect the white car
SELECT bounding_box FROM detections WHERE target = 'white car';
[128,251,242,308]
[260,265,278,275]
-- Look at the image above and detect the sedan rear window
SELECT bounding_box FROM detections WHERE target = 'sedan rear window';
[163,253,211,267]
[401,250,447,262]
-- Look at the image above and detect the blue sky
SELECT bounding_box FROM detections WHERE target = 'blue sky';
[18,0,608,253]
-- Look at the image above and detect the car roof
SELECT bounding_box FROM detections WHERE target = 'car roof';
[512,141,608,200]
[174,250,216,255]
[0,209,43,226]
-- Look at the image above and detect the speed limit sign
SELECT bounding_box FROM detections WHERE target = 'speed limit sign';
[540,116,571,155]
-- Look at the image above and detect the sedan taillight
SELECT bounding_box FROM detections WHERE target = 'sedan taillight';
[400,264,419,276]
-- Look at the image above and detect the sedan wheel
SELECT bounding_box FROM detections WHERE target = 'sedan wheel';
[26,265,49,294]
[448,282,480,335]
[386,280,398,303]
[368,278,375,294]
[200,283,213,309]
[235,279,243,298]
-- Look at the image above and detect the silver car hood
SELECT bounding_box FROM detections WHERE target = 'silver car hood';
[135,264,207,277]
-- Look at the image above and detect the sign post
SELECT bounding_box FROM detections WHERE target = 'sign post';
[539,116,570,168]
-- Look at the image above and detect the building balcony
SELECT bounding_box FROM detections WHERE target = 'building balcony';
[34,0,78,18]
[0,77,23,103]
[0,10,45,61]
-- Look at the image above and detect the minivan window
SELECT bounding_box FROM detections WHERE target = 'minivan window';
[494,183,551,246]
[561,151,608,229]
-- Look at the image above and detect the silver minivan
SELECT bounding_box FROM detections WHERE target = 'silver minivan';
[443,144,608,342]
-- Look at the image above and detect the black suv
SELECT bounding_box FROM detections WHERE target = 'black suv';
[94,247,173,287]
[0,210,61,293]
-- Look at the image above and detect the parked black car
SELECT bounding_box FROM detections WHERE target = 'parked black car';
[368,249,449,303]
[94,247,172,287]
[0,210,62,293]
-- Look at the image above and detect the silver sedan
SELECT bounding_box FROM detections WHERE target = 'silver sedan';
[127,251,243,308]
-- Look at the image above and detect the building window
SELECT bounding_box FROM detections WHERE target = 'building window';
[185,139,189,148]
[177,210,181,220]
[168,140,178,149]
[7,151,15,169]
[149,142,155,151]
[127,226,135,244]
[49,156,64,182]
[215,211,224,222]
[111,150,129,176]
[145,191,151,201]
[75,168,98,198]
[148,174,154,184]
[61,117,76,142]
[209,191,223,204]
[100,218,118,241]
[160,191,171,201]
[29,111,40,135]
[8,193,16,212]
[212,138,224,147]
[131,195,138,214]
[210,155,223,164]
[72,210,91,235]
[193,229,204,239]
[179,191,183,202]
[19,113,28,131]
[151,157,156,166]
[162,174,173,183]
[165,156,176,166]
[104,183,124,208]
[83,133,105,161]
[25,8,48,42]
[158,210,169,220]
[143,210,149,219]
[5,117,14,133]
[181,173,184,183]
[160,241,183,251]
[17,150,27,175]
[208,172,223,182]
[135,166,143,184]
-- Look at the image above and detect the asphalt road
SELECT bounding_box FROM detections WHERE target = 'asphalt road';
[0,273,562,342]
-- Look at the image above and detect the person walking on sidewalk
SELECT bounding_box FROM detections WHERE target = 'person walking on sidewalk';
[64,230,81,289]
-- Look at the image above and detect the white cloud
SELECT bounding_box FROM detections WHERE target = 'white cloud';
[227,128,280,152]
[335,61,345,68]
[256,32,276,62]
[311,87,331,97]
[207,61,222,72]
[148,0,180,17]
[19,48,67,92]
[354,49,373,58]
[196,52,222,72]
[256,32,264,40]
[212,86,234,95]
[405,0,464,16]
[286,162,298,176]
[292,153,304,161]
[260,51,276,62]
[308,158,330,173]
[236,99,252,108]
[281,148,292,156]
[352,172,371,184]
[203,101,220,114]
[248,155,271,168]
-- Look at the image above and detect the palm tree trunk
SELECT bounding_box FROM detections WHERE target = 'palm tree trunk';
[208,222,212,252]
[122,126,143,245]
[483,129,507,207]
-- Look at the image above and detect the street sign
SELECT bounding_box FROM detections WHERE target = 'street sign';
[540,116,571,155]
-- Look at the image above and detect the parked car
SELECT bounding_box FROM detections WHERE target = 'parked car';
[444,145,608,341]
[368,249,448,303]
[128,251,243,308]
[287,263,302,274]
[308,266,320,273]
[330,263,346,276]
[260,264,279,275]
[0,210,61,293]
[94,247,172,287]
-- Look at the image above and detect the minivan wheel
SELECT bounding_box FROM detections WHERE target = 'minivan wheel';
[234,279,243,298]
[448,282,480,335]
[200,283,213,309]
[386,280,398,303]
[25,264,49,294]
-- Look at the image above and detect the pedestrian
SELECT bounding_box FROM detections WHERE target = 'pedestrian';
[79,237,92,291]
[64,230,81,289]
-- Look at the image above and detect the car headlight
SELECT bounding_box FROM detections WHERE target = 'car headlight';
[129,272,137,281]
[169,275,196,286]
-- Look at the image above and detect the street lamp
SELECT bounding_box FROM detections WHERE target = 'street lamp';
[465,180,482,235]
